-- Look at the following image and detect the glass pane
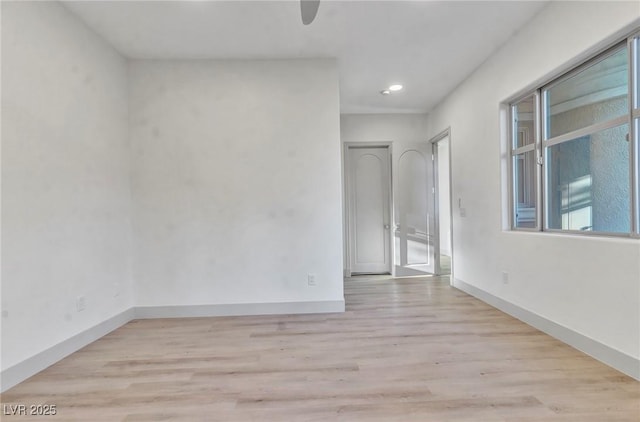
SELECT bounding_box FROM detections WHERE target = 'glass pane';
[546,124,630,233]
[513,151,537,228]
[512,96,535,148]
[545,47,628,139]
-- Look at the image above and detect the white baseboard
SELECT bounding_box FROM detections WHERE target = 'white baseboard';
[0,307,135,392]
[453,278,640,381]
[1,299,345,392]
[135,300,346,319]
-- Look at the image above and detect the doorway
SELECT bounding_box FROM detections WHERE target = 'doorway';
[394,142,435,277]
[345,144,392,275]
[431,130,453,277]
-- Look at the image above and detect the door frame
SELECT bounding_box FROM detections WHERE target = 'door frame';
[429,128,454,283]
[343,142,394,277]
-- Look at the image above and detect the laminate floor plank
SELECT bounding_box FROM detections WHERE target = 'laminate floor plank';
[2,275,638,421]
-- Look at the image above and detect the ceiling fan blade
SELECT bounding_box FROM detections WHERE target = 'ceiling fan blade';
[300,0,320,25]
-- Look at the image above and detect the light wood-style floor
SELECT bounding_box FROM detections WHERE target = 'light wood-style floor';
[2,275,639,421]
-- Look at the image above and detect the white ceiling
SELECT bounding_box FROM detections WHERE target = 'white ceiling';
[63,0,548,114]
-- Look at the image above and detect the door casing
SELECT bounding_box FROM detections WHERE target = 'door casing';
[429,128,455,282]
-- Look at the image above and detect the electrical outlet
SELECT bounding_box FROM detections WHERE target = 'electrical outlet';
[76,296,86,312]
[307,273,317,286]
[502,271,509,284]
[460,208,467,217]
[2,310,8,318]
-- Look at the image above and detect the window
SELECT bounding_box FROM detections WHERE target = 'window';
[510,94,539,229]
[544,46,629,234]
[508,32,640,237]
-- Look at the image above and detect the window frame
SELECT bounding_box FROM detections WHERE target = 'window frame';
[507,33,640,238]
[509,92,541,232]
[631,31,640,237]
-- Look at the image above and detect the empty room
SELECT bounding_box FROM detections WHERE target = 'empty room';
[1,0,639,420]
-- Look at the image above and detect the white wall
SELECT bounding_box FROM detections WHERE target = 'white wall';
[128,59,343,307]
[427,1,640,366]
[341,114,429,145]
[340,114,430,272]
[1,1,132,374]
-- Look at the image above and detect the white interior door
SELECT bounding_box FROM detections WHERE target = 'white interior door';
[394,143,435,276]
[347,146,392,274]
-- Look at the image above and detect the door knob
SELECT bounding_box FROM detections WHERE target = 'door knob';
[384,224,390,229]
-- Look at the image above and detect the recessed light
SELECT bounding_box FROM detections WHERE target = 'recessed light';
[389,84,403,92]
[380,90,391,95]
